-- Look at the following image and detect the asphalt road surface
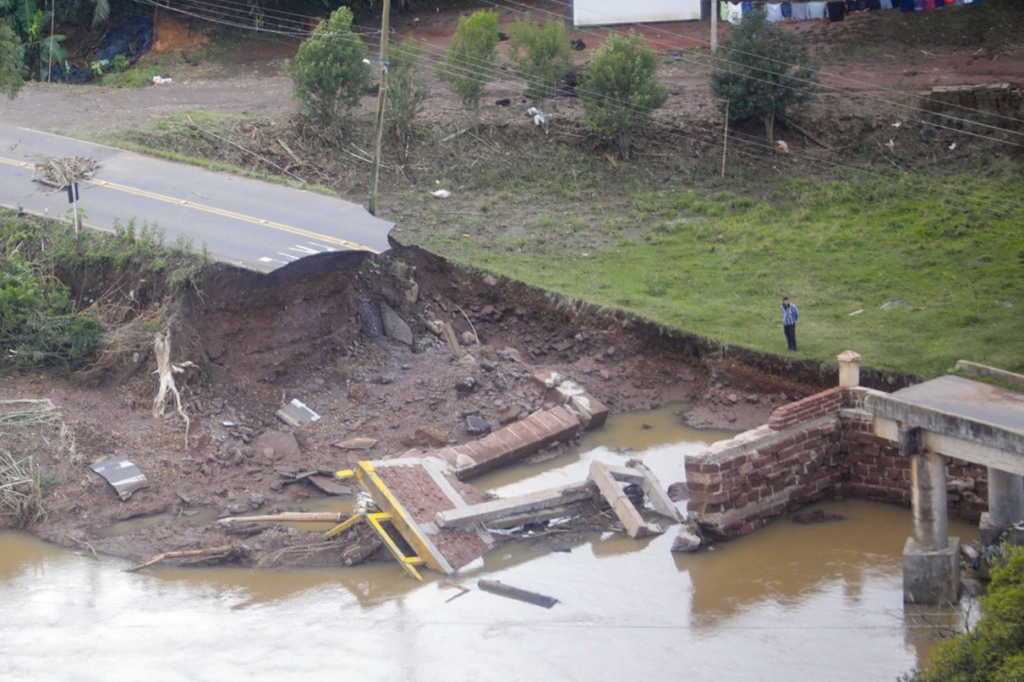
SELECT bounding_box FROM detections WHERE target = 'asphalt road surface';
[0,123,393,272]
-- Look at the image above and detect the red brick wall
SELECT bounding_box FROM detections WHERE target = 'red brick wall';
[767,387,848,431]
[687,387,991,540]
[839,415,988,523]
[686,418,844,538]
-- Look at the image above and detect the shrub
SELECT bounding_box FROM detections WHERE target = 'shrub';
[385,39,430,147]
[580,32,667,160]
[708,9,817,142]
[291,7,370,126]
[0,22,26,99]
[438,10,499,119]
[507,17,573,106]
[915,545,1024,682]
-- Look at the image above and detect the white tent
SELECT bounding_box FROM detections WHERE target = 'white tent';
[573,0,703,27]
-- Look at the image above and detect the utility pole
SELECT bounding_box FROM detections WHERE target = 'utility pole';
[711,0,719,54]
[368,0,391,217]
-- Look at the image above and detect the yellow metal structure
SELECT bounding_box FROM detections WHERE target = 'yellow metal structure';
[323,462,442,581]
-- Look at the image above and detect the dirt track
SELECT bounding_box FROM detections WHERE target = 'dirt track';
[2,3,1022,136]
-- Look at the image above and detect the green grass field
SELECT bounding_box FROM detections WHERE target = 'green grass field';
[401,173,1024,379]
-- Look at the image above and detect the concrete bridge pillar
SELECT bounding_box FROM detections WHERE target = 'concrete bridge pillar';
[903,443,960,604]
[980,468,1024,546]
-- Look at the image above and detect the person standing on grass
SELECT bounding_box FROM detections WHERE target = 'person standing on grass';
[781,297,799,352]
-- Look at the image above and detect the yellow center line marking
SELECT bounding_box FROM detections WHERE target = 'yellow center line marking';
[0,157,34,169]
[0,155,380,254]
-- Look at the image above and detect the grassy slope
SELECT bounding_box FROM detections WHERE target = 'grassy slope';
[398,171,1024,379]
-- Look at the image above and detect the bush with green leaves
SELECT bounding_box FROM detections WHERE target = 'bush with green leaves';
[0,21,25,98]
[291,7,370,126]
[385,39,430,147]
[438,10,499,118]
[0,254,102,371]
[580,32,667,160]
[708,9,817,142]
[913,545,1024,682]
[507,17,573,106]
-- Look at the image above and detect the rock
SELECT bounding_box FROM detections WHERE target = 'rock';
[497,405,523,425]
[671,528,702,553]
[494,98,511,107]
[745,394,760,404]
[253,431,300,459]
[726,393,739,405]
[414,427,449,448]
[457,353,478,367]
[480,360,496,372]
[405,281,420,304]
[599,369,611,381]
[455,377,477,393]
[497,347,522,363]
[667,482,689,502]
[425,319,444,335]
[465,414,493,436]
[356,295,384,337]
[880,300,908,311]
[249,492,265,510]
[380,304,413,345]
[483,274,498,286]
[460,331,476,345]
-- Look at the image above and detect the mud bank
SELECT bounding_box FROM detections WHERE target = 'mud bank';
[1,245,906,567]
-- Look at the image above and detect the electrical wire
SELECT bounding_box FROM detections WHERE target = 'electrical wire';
[123,0,1023,220]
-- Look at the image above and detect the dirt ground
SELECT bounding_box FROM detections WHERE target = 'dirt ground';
[0,246,790,566]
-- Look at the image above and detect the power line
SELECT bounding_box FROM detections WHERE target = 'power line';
[123,0,1024,221]
[529,0,1024,131]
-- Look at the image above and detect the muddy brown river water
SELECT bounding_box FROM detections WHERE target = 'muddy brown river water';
[0,407,975,681]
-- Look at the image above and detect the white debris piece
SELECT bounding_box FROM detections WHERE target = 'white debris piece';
[431,189,451,199]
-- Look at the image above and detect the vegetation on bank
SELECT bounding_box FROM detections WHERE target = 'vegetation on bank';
[396,164,1023,380]
[0,211,208,373]
[911,546,1024,681]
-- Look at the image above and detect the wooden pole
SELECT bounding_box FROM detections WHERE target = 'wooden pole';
[47,0,55,82]
[711,0,718,54]
[368,0,392,216]
[217,512,348,524]
[721,100,730,179]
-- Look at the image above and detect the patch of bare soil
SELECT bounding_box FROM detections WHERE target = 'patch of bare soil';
[0,245,797,568]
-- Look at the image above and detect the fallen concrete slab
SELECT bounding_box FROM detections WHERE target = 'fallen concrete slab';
[436,481,598,529]
[590,461,663,539]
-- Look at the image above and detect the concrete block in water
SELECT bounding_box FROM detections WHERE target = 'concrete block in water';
[903,536,961,605]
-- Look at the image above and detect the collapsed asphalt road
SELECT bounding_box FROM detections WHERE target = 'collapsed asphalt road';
[0,123,393,272]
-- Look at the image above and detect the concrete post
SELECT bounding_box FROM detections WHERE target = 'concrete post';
[838,350,862,389]
[911,452,949,551]
[980,467,1024,546]
[904,451,960,604]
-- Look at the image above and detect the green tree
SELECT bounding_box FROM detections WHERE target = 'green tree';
[291,7,370,126]
[438,10,499,119]
[385,39,430,147]
[915,545,1024,682]
[708,9,817,143]
[0,22,26,98]
[507,17,573,106]
[580,32,667,160]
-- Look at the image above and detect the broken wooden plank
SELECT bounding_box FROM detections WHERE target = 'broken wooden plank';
[436,481,597,529]
[589,461,662,539]
[478,580,558,608]
[217,512,347,524]
[127,544,236,572]
[333,437,378,451]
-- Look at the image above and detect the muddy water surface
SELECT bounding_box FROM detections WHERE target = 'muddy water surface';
[0,407,974,681]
